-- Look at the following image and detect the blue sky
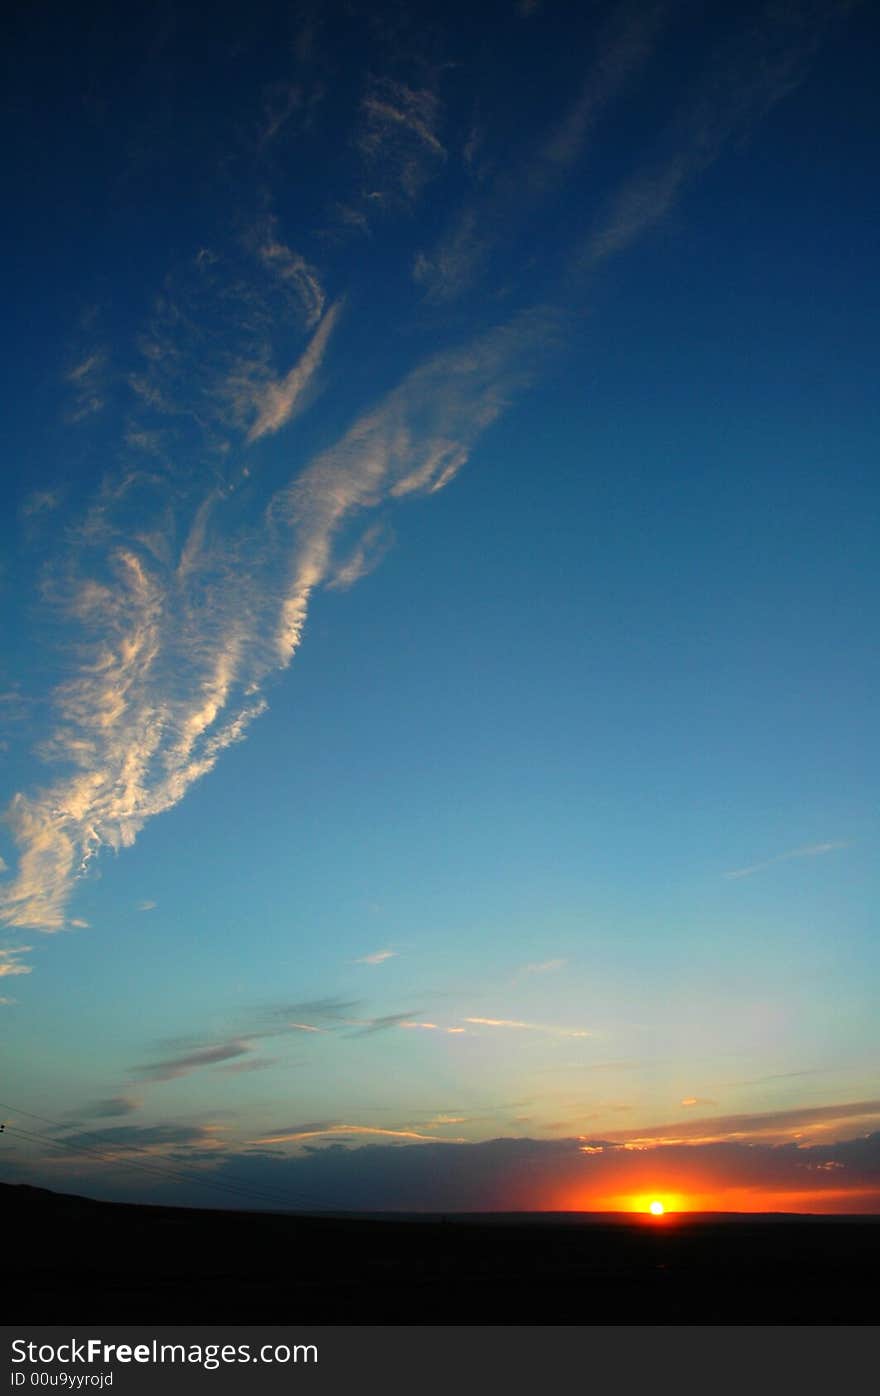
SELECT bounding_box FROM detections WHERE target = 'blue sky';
[1,0,878,1212]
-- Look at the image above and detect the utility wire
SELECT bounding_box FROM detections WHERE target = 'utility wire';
[0,1106,331,1215]
[1,1122,331,1215]
[1,1123,321,1213]
[0,1096,324,1210]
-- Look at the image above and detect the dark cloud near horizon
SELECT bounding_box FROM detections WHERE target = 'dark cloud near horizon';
[17,1127,880,1215]
[213,1129,880,1212]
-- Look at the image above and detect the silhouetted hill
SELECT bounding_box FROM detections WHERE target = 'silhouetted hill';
[4,1183,877,1323]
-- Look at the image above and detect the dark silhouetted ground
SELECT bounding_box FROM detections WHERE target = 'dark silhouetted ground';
[5,1183,877,1323]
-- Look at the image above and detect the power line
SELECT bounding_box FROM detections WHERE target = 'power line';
[1,1121,333,1215]
[1,1123,322,1213]
[0,1100,330,1215]
[0,1096,322,1209]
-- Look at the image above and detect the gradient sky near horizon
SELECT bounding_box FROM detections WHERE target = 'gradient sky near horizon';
[2,0,879,1213]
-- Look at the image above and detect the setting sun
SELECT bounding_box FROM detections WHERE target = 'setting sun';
[649,1201,665,1216]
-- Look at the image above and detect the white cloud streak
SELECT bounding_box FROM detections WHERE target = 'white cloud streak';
[465,1017,591,1039]
[357,78,446,205]
[0,946,33,978]
[252,1122,464,1146]
[66,350,108,421]
[246,299,342,443]
[326,521,393,592]
[725,842,846,881]
[265,303,561,670]
[257,231,326,327]
[400,1022,466,1035]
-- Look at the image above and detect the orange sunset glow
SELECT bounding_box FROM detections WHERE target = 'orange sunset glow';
[563,1185,880,1215]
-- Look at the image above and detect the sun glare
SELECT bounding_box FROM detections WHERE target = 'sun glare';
[649,1200,665,1216]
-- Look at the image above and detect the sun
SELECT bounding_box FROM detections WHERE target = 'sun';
[648,1200,665,1216]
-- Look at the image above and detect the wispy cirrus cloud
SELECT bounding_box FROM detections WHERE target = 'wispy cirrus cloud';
[347,1012,423,1037]
[257,82,304,147]
[251,1122,465,1146]
[0,295,559,935]
[400,1021,466,1035]
[262,998,361,1026]
[413,0,669,303]
[352,948,397,965]
[255,226,326,327]
[132,1040,254,1083]
[21,490,63,519]
[724,842,846,880]
[245,299,342,443]
[465,1016,591,1039]
[357,77,446,207]
[582,0,850,271]
[129,1011,332,1084]
[58,1123,223,1156]
[326,521,394,592]
[725,1069,828,1088]
[267,302,562,671]
[2,0,847,948]
[214,1057,283,1075]
[118,992,472,1104]
[66,349,108,422]
[602,1099,880,1148]
[520,958,567,976]
[0,946,33,978]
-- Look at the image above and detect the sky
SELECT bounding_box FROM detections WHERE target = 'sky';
[1,0,878,1214]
